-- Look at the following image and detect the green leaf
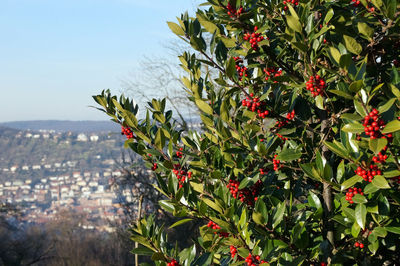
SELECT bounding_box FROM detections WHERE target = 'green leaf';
[385,227,400,234]
[324,141,349,159]
[308,191,322,210]
[381,120,400,134]
[324,8,334,24]
[371,175,390,189]
[169,218,193,229]
[167,21,185,36]
[226,57,237,79]
[355,203,367,229]
[351,221,361,237]
[364,183,379,194]
[349,80,363,93]
[352,194,367,204]
[369,138,387,154]
[340,113,362,120]
[315,95,324,110]
[341,175,363,190]
[154,128,165,150]
[342,123,364,133]
[273,202,286,228]
[131,247,155,255]
[329,47,341,65]
[275,149,301,161]
[329,90,354,99]
[195,99,213,115]
[159,200,175,213]
[197,16,219,34]
[383,170,400,178]
[370,0,383,8]
[287,15,302,33]
[357,22,374,40]
[252,211,266,225]
[300,163,322,181]
[202,198,223,214]
[354,99,367,116]
[378,98,396,114]
[343,35,362,55]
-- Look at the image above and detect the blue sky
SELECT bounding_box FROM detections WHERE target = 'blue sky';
[0,0,199,122]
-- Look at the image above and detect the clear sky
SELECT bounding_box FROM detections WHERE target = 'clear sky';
[0,0,200,122]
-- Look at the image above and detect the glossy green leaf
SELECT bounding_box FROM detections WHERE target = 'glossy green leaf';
[275,149,302,161]
[324,141,349,159]
[343,35,362,55]
[273,202,286,228]
[131,247,155,255]
[226,57,237,79]
[355,203,366,229]
[352,194,367,204]
[369,138,387,154]
[378,98,396,114]
[371,175,390,189]
[385,227,400,234]
[329,47,341,65]
[349,80,363,93]
[195,99,213,115]
[341,175,363,190]
[169,218,193,229]
[357,22,374,40]
[342,123,364,133]
[202,198,223,214]
[381,120,400,134]
[287,15,302,33]
[167,21,185,36]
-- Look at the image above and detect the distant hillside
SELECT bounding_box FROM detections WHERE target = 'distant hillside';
[0,120,120,133]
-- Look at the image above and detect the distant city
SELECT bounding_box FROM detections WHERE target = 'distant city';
[0,121,150,232]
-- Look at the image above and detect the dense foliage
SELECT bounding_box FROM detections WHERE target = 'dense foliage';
[95,0,400,264]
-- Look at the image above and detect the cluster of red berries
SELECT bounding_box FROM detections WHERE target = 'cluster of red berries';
[234,57,248,80]
[273,155,281,171]
[245,253,268,265]
[229,246,239,259]
[226,3,243,18]
[355,165,382,182]
[264,67,282,83]
[354,241,365,249]
[243,26,264,50]
[306,75,326,97]
[276,133,288,142]
[350,0,361,7]
[227,179,263,206]
[372,146,388,163]
[121,126,134,139]
[345,187,364,204]
[283,0,299,11]
[259,168,268,175]
[351,0,375,12]
[167,259,180,266]
[229,246,267,265]
[172,164,192,188]
[242,93,270,118]
[276,110,295,128]
[207,221,229,237]
[151,163,158,171]
[362,109,387,139]
[176,147,183,158]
